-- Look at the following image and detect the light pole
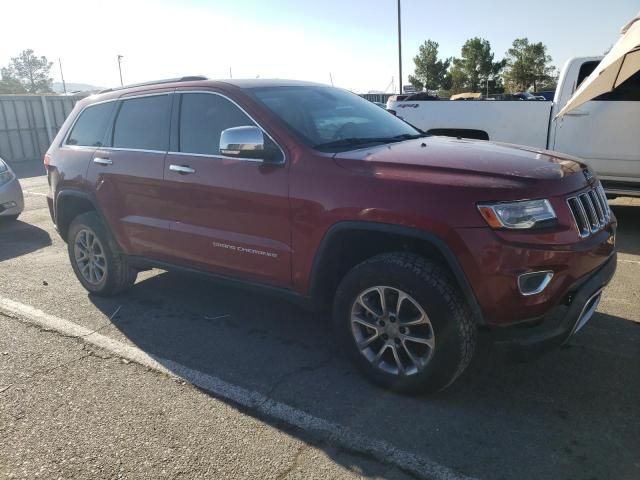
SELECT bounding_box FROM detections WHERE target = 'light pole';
[397,0,402,94]
[117,55,124,86]
[58,58,67,95]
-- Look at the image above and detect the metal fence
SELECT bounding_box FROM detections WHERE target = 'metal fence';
[360,93,394,104]
[0,94,86,164]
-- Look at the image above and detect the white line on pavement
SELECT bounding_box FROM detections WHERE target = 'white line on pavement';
[23,191,47,197]
[619,259,640,265]
[0,296,475,480]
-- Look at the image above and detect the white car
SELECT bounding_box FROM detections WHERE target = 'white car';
[0,157,24,222]
[388,56,640,197]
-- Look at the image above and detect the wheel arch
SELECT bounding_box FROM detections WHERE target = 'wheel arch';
[55,189,101,242]
[308,221,485,325]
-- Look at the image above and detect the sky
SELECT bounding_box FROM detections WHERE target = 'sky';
[1,0,637,93]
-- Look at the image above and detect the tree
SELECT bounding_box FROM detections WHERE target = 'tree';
[407,74,424,92]
[448,61,468,94]
[0,68,27,94]
[503,38,555,92]
[410,40,450,92]
[448,38,505,94]
[1,49,53,94]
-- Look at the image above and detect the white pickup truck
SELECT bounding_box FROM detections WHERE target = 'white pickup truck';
[388,57,640,197]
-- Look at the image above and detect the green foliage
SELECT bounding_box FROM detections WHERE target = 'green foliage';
[448,38,505,94]
[503,38,555,92]
[409,36,556,97]
[411,40,450,92]
[448,60,468,94]
[0,68,27,94]
[407,74,424,92]
[0,49,53,94]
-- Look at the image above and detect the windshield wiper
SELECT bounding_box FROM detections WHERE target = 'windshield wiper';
[313,133,428,150]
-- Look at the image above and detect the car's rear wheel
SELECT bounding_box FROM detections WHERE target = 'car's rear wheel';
[0,214,19,223]
[67,212,137,295]
[333,252,477,393]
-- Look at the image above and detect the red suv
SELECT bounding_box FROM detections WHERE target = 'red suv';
[45,77,617,392]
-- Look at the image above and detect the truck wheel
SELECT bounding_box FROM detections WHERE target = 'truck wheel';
[67,211,137,296]
[333,252,477,393]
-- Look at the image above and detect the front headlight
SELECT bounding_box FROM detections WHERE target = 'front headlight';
[477,199,557,229]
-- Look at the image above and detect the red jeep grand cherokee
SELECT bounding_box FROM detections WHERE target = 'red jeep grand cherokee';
[45,78,617,392]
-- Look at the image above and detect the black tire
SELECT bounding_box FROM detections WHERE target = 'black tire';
[0,214,19,223]
[67,211,137,295]
[333,252,477,394]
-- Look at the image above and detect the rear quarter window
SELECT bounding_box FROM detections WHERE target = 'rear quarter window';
[65,102,115,147]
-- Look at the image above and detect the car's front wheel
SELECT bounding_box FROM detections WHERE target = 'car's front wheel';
[67,212,137,295]
[333,252,477,393]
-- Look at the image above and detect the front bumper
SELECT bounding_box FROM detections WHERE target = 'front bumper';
[491,253,617,358]
[0,175,24,217]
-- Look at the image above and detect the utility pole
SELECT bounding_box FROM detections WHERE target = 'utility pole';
[329,72,334,86]
[229,67,232,78]
[58,58,67,95]
[397,0,403,94]
[117,55,124,86]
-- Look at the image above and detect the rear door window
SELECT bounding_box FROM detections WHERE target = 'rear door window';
[113,95,170,151]
[66,102,115,147]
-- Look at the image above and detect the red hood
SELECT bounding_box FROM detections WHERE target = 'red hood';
[333,136,593,197]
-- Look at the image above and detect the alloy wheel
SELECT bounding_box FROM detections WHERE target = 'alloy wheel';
[73,228,107,285]
[350,286,435,376]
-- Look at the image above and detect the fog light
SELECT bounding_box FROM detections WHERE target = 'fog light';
[2,201,17,209]
[518,271,554,296]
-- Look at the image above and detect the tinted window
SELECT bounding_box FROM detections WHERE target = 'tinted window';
[179,93,257,155]
[576,61,640,101]
[66,102,115,147]
[113,95,170,151]
[576,61,599,89]
[595,70,640,101]
[250,86,419,150]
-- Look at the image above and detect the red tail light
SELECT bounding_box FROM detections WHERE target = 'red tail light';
[44,153,51,170]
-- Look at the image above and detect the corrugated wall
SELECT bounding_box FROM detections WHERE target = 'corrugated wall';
[0,95,85,164]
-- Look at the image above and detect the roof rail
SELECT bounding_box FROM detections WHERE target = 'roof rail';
[98,76,208,94]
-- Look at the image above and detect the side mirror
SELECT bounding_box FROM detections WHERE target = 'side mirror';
[220,126,267,160]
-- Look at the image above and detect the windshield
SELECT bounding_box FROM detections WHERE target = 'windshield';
[250,86,422,151]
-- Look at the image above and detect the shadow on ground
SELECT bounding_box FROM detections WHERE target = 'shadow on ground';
[9,160,46,180]
[611,205,640,256]
[89,271,640,480]
[0,220,51,261]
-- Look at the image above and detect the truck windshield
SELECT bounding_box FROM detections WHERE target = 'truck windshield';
[250,86,422,151]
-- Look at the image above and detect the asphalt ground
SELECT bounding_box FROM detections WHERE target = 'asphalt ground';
[1,163,638,479]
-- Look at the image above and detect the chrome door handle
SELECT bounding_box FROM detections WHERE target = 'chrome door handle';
[93,157,112,165]
[169,164,196,175]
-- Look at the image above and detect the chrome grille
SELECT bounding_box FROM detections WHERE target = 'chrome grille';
[567,184,611,237]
